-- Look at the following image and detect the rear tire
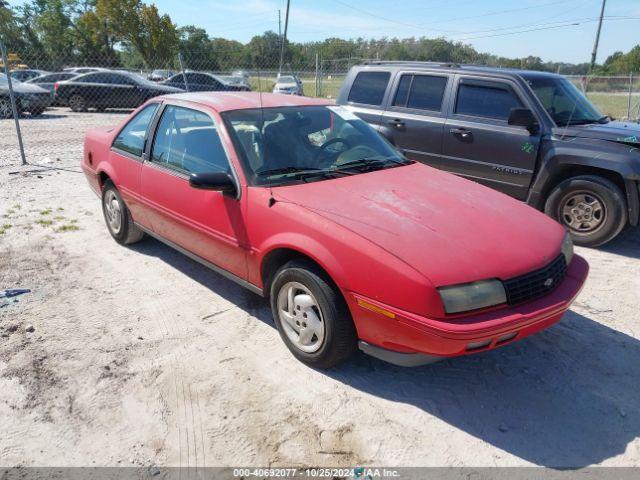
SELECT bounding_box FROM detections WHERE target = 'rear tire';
[29,108,45,116]
[545,175,627,247]
[270,260,356,368]
[68,94,87,112]
[101,181,144,245]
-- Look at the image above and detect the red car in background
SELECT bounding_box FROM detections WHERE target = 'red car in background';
[82,92,588,368]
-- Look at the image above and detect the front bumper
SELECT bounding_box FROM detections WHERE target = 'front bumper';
[350,254,589,366]
[18,93,52,111]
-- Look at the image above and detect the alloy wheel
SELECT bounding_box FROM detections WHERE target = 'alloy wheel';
[276,281,325,353]
[69,95,86,112]
[560,191,606,234]
[104,190,123,235]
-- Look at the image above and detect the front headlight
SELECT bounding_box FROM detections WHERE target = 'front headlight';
[562,232,574,266]
[438,279,507,314]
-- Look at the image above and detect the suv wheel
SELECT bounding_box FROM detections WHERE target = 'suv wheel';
[102,182,144,245]
[68,94,87,112]
[545,175,627,247]
[270,260,357,368]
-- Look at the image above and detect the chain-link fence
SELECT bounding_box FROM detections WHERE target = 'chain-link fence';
[567,74,640,121]
[2,42,639,170]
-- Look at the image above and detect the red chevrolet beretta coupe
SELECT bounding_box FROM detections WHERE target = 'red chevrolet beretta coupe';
[82,92,588,368]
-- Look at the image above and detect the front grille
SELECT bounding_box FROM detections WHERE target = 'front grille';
[503,254,567,305]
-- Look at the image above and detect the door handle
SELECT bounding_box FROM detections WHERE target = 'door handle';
[388,119,406,129]
[450,127,472,139]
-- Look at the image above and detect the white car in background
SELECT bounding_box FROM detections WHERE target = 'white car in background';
[273,74,303,95]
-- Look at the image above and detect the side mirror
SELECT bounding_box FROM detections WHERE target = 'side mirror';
[508,108,539,133]
[189,172,236,194]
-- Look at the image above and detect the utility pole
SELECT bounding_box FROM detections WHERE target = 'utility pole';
[278,9,282,38]
[278,0,291,75]
[589,0,607,72]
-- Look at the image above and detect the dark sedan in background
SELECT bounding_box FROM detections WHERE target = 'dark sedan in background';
[161,71,250,92]
[0,73,52,118]
[55,71,181,111]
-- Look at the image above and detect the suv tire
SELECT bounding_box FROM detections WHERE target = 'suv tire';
[102,181,145,245]
[545,175,627,247]
[270,260,357,368]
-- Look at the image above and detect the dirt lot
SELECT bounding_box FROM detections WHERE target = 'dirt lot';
[1,110,640,468]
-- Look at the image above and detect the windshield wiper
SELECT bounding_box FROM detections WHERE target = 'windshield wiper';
[256,165,355,179]
[334,156,412,172]
[596,115,610,124]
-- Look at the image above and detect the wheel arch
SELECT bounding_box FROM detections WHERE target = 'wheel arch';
[529,153,639,226]
[259,244,347,298]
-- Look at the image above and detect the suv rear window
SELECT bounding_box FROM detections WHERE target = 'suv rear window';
[347,71,390,106]
[393,74,448,111]
[455,82,523,120]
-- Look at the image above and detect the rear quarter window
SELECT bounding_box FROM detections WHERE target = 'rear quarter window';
[347,71,390,106]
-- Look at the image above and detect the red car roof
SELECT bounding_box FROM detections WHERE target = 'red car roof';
[161,92,334,112]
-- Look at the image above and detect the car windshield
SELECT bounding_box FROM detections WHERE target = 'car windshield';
[524,75,606,127]
[222,105,412,186]
[278,76,296,83]
[0,73,20,85]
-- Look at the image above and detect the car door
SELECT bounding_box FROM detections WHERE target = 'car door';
[442,76,541,199]
[108,74,143,108]
[81,73,113,107]
[139,103,248,278]
[379,72,450,168]
[109,102,161,227]
[343,70,391,132]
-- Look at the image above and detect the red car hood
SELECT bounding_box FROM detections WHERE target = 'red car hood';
[274,163,566,287]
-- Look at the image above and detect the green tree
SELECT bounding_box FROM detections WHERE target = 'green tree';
[96,0,178,67]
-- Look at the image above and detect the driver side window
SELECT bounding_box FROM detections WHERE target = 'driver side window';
[150,105,230,175]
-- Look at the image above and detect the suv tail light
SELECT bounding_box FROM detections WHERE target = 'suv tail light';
[54,82,59,92]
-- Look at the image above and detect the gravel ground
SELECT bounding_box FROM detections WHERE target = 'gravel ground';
[1,109,640,468]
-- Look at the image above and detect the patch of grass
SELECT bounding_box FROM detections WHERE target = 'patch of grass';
[587,92,640,119]
[53,216,66,221]
[57,207,65,212]
[12,204,21,210]
[35,219,54,226]
[40,209,53,216]
[0,224,12,235]
[55,224,80,232]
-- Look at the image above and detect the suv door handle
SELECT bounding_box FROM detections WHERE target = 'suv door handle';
[388,119,406,129]
[450,127,472,139]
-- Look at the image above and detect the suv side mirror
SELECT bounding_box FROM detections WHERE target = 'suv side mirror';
[189,172,236,194]
[508,108,539,133]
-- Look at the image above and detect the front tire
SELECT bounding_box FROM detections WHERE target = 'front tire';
[102,182,144,245]
[270,260,356,368]
[545,175,627,247]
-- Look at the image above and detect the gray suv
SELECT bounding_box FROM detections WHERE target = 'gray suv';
[337,61,640,247]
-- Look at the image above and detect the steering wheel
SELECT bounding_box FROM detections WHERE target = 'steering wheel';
[314,137,352,162]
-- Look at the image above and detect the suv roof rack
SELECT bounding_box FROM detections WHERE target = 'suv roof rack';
[362,60,461,68]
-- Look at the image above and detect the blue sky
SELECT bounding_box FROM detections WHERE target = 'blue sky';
[8,0,640,63]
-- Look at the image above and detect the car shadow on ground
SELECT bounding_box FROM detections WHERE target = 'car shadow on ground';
[132,236,640,468]
[598,226,640,259]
